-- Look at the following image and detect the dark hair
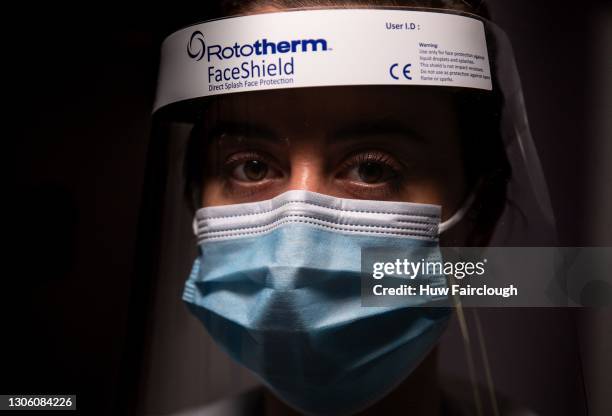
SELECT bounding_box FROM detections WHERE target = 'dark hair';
[222,0,490,17]
[156,0,491,41]
[180,0,510,245]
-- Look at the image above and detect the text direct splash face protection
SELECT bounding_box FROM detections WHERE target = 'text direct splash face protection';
[184,190,453,415]
[140,6,558,416]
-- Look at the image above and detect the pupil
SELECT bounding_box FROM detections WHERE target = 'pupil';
[244,160,267,181]
[358,162,384,183]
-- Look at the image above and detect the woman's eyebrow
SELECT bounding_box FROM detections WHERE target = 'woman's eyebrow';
[207,121,277,141]
[331,120,424,142]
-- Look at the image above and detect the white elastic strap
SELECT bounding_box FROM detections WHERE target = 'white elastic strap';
[192,217,199,236]
[439,190,477,234]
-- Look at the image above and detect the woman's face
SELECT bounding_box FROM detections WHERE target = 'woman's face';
[199,86,467,221]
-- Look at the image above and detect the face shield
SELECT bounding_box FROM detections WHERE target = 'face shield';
[128,6,575,416]
[153,7,555,244]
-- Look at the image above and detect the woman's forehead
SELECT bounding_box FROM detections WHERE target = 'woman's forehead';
[202,86,458,131]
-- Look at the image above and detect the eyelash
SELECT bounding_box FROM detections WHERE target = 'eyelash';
[337,151,403,179]
[334,150,405,199]
[222,151,275,173]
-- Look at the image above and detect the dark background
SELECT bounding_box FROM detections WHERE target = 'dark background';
[5,1,611,415]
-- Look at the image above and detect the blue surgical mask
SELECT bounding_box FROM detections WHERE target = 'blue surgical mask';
[183,190,455,415]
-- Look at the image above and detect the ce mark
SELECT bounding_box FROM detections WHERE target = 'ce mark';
[389,63,412,80]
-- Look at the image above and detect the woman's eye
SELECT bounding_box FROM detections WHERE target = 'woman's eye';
[344,160,398,184]
[231,160,271,182]
[357,162,387,183]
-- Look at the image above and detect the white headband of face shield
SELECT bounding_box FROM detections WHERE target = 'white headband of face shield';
[154,8,492,112]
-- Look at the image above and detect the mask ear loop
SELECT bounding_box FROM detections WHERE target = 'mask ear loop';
[192,217,199,237]
[439,191,477,234]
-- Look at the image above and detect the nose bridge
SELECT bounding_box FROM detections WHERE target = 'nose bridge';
[286,137,326,193]
[288,161,320,192]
